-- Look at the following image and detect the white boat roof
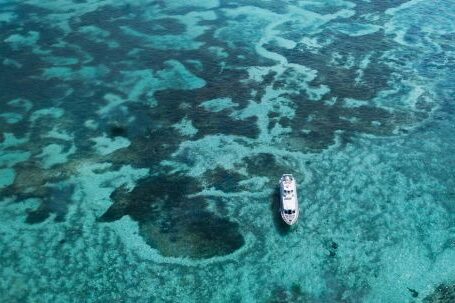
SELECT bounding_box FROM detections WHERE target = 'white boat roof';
[281,175,297,210]
[283,196,297,210]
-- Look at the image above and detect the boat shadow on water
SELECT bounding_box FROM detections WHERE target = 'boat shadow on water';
[270,187,294,235]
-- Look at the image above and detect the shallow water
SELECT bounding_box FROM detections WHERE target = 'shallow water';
[1,0,454,302]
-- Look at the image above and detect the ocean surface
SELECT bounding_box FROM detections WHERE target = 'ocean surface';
[1,0,454,302]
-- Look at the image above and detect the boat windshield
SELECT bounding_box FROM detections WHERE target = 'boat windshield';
[284,175,293,182]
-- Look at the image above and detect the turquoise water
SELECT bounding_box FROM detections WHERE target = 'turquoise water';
[1,0,454,302]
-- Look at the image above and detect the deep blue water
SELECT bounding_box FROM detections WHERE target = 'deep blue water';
[1,0,454,302]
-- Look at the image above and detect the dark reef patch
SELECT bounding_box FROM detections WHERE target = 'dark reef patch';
[245,153,285,180]
[408,287,419,298]
[25,183,75,224]
[259,28,430,151]
[353,0,410,14]
[192,111,259,139]
[154,86,260,139]
[282,30,394,101]
[109,127,182,168]
[268,283,311,303]
[0,159,76,224]
[99,174,244,259]
[108,122,128,137]
[203,167,246,192]
[423,284,455,303]
[286,100,404,151]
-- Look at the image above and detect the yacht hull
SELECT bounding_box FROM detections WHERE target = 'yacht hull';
[279,174,299,226]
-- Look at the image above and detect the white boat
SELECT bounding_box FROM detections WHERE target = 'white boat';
[279,174,299,225]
